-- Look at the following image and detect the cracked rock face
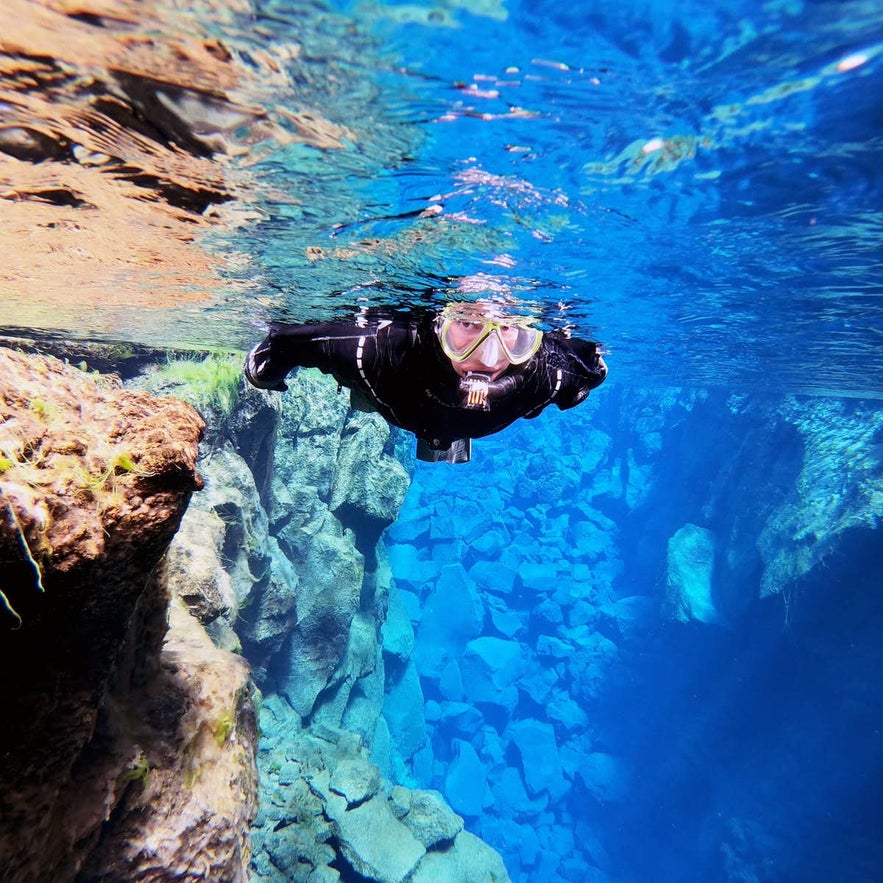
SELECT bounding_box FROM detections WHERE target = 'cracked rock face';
[0,348,257,883]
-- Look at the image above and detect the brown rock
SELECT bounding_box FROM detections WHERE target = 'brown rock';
[0,348,257,883]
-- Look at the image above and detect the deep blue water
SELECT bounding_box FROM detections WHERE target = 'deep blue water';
[384,392,883,882]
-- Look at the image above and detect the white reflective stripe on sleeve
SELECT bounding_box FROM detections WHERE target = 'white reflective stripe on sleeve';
[356,336,370,388]
[553,368,562,396]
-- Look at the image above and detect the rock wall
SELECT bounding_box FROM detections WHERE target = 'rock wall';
[0,344,509,883]
[143,358,510,881]
[0,347,257,883]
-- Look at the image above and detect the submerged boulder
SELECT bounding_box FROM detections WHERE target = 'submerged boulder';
[275,527,364,717]
[664,523,719,624]
[414,563,485,678]
[391,786,464,849]
[508,718,566,799]
[408,830,511,883]
[444,739,487,817]
[330,409,410,538]
[253,707,507,883]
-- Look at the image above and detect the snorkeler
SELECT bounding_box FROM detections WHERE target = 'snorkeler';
[244,306,607,463]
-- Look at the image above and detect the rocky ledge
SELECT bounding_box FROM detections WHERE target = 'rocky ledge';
[0,347,258,883]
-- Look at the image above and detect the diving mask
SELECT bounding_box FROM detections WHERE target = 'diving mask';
[438,317,542,366]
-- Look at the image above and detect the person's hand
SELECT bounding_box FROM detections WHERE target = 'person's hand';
[244,345,288,391]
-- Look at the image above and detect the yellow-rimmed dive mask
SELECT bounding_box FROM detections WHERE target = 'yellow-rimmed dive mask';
[437,318,542,365]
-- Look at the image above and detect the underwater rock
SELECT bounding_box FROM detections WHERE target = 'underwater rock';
[573,752,629,803]
[253,700,506,883]
[80,600,259,881]
[227,384,282,505]
[383,658,428,763]
[758,397,883,596]
[547,693,590,733]
[460,635,525,712]
[275,368,351,503]
[381,581,416,663]
[486,596,525,638]
[324,787,426,882]
[536,634,573,659]
[387,541,426,589]
[414,563,484,678]
[570,517,613,561]
[311,611,379,730]
[508,718,566,799]
[267,371,413,730]
[469,524,511,556]
[481,817,541,872]
[625,448,655,509]
[0,348,258,881]
[387,502,432,544]
[469,557,518,595]
[436,701,484,740]
[240,537,300,672]
[275,527,364,717]
[407,830,511,883]
[438,657,465,700]
[390,786,464,848]
[329,756,382,806]
[517,560,560,593]
[598,594,657,643]
[444,739,487,818]
[178,368,507,882]
[664,522,720,624]
[165,504,235,626]
[330,409,410,539]
[161,439,300,665]
[517,658,560,705]
[489,765,546,820]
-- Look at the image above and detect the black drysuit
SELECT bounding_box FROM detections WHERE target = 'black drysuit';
[244,318,607,462]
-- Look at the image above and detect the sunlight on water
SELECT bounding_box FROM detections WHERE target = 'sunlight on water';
[2,0,882,394]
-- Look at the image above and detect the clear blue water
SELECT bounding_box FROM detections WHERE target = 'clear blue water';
[384,390,883,882]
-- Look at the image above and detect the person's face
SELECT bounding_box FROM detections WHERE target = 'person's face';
[446,321,521,379]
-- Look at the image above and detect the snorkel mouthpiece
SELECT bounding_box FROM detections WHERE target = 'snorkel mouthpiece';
[460,372,492,410]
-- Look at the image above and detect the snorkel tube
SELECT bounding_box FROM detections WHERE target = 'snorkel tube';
[459,370,527,410]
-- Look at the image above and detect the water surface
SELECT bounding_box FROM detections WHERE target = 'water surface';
[4,0,882,396]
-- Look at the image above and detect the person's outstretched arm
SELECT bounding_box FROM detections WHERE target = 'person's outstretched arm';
[244,320,415,392]
[244,322,371,390]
